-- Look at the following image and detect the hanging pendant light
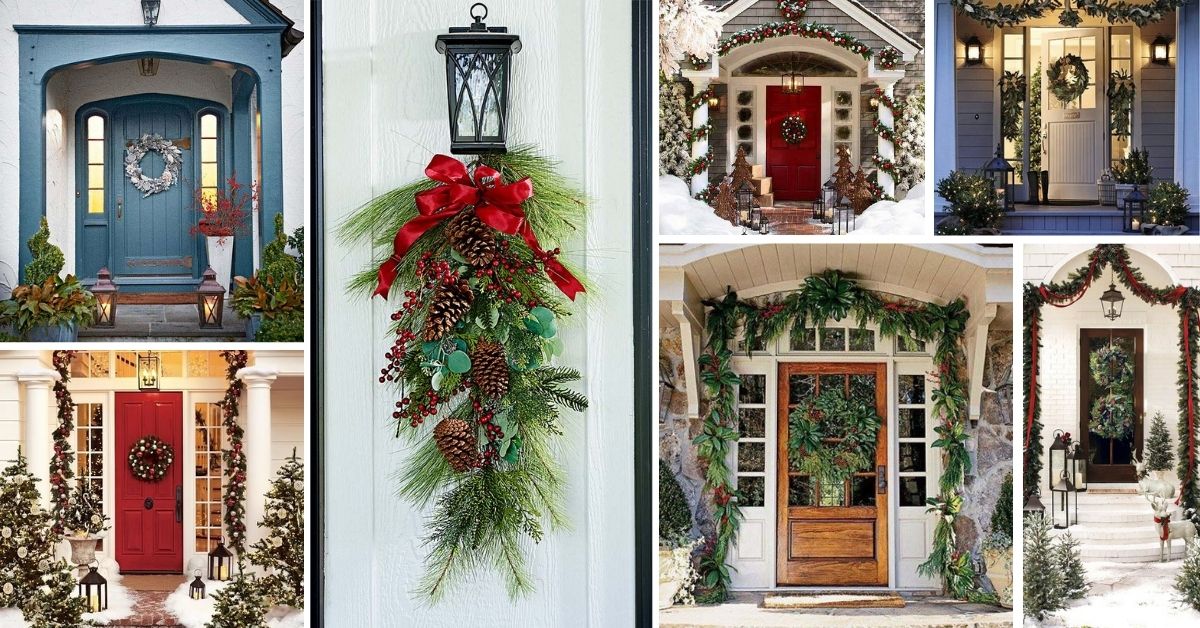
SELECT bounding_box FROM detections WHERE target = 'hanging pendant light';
[1100,272,1125,321]
[781,67,803,94]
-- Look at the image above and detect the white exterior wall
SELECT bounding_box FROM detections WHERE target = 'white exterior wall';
[1025,245,1198,489]
[322,0,634,625]
[0,0,305,287]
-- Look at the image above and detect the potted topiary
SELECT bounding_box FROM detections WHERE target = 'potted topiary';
[191,175,254,293]
[935,171,1003,235]
[983,473,1014,608]
[63,484,110,568]
[1148,181,1191,235]
[1112,148,1153,204]
[659,460,700,609]
[0,218,96,341]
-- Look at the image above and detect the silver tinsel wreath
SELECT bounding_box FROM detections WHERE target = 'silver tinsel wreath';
[125,134,183,198]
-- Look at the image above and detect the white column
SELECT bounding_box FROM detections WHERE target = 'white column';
[19,369,60,506]
[689,77,712,196]
[877,78,899,198]
[237,366,277,549]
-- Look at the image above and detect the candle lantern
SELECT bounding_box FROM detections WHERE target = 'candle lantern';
[1122,186,1148,233]
[436,3,521,154]
[811,182,826,220]
[1071,444,1088,492]
[91,267,119,328]
[983,144,1016,211]
[822,177,838,222]
[208,540,234,582]
[1051,468,1077,529]
[78,562,108,612]
[189,569,206,600]
[196,268,225,329]
[759,214,770,235]
[749,206,763,232]
[781,68,803,94]
[1022,490,1046,520]
[1100,278,1125,321]
[141,0,161,26]
[1048,430,1069,494]
[736,180,755,227]
[137,353,160,391]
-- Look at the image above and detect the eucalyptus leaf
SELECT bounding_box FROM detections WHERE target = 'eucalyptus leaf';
[503,435,522,464]
[421,342,442,359]
[488,306,500,328]
[531,306,556,327]
[548,336,564,356]
[540,319,558,339]
[446,351,472,374]
[454,338,468,353]
[524,316,544,335]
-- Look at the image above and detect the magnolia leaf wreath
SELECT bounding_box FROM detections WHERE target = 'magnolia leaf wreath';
[1107,71,1136,139]
[340,146,590,602]
[788,390,881,483]
[781,115,808,145]
[998,71,1027,142]
[125,134,183,198]
[1047,55,1089,104]
[127,436,174,482]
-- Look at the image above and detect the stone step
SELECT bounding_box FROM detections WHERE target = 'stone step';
[1077,493,1158,506]
[1077,507,1166,524]
[1078,539,1187,562]
[1061,523,1166,545]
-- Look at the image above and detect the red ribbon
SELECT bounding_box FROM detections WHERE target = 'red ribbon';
[1155,515,1171,541]
[1025,315,1039,453]
[373,155,585,301]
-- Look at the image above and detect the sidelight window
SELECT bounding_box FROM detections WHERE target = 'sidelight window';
[200,113,220,207]
[897,372,931,507]
[86,115,106,214]
[195,402,224,553]
[735,374,767,507]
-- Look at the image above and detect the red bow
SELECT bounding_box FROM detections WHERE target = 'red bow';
[373,155,584,301]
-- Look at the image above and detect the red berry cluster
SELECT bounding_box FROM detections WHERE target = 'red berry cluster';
[759,304,785,319]
[394,389,442,428]
[473,399,506,467]
[379,328,417,383]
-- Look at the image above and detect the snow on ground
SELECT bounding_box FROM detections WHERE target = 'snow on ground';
[165,579,229,628]
[658,175,747,236]
[82,559,136,623]
[1028,559,1200,627]
[266,607,306,627]
[846,182,927,237]
[0,609,25,628]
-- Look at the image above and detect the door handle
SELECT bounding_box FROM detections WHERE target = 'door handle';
[117,197,123,220]
[144,497,154,510]
[877,465,887,494]
[175,485,183,523]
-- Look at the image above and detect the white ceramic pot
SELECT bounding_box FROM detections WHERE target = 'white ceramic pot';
[68,536,99,566]
[658,548,681,610]
[205,235,235,293]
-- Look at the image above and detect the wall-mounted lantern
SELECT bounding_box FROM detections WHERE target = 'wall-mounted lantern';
[436,3,521,154]
[141,0,161,26]
[1152,35,1171,65]
[964,36,983,65]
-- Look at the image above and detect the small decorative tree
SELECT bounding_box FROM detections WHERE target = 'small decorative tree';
[1145,411,1174,473]
[659,80,692,178]
[730,146,753,193]
[850,168,876,214]
[247,450,304,608]
[24,562,86,628]
[190,175,254,242]
[831,146,856,207]
[713,180,736,224]
[1056,532,1089,600]
[204,567,267,628]
[1023,512,1066,620]
[24,217,66,286]
[63,483,109,538]
[1177,539,1200,611]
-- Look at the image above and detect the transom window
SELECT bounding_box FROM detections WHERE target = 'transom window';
[69,351,229,378]
[86,115,106,214]
[200,113,220,207]
[195,402,224,553]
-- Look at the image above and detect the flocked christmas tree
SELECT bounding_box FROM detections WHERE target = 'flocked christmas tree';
[205,566,267,628]
[1145,411,1174,473]
[1177,539,1200,610]
[660,80,692,178]
[1056,531,1089,599]
[247,449,304,609]
[0,451,86,626]
[894,84,925,194]
[1023,512,1066,620]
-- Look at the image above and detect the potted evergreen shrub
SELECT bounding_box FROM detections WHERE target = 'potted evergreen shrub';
[935,171,1003,235]
[983,473,1013,608]
[1112,148,1153,204]
[191,175,254,293]
[0,218,96,341]
[63,484,110,567]
[232,215,303,341]
[659,461,700,609]
[1148,181,1191,235]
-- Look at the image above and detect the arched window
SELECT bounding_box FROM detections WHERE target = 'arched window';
[199,113,220,207]
[86,115,105,214]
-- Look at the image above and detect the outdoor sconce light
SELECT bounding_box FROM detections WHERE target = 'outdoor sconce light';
[1022,489,1046,520]
[138,58,159,77]
[1071,444,1088,492]
[137,353,160,391]
[141,0,161,26]
[1100,276,1126,321]
[964,36,983,65]
[92,267,118,328]
[78,562,108,613]
[1123,186,1148,233]
[781,69,803,94]
[708,93,721,111]
[1152,35,1171,65]
[436,3,521,155]
[984,144,1016,212]
[196,268,226,329]
[208,540,233,581]
[189,569,206,600]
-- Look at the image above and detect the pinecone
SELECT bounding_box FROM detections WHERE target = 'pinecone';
[433,418,477,473]
[447,211,497,267]
[423,279,473,340]
[471,341,510,398]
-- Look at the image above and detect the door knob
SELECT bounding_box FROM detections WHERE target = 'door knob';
[143,497,154,510]
[117,197,123,220]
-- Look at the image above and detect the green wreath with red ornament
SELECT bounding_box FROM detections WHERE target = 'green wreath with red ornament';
[128,436,174,482]
[781,115,808,144]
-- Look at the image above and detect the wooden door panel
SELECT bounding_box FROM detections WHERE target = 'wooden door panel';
[115,392,184,574]
[766,86,822,202]
[788,521,876,559]
[1079,329,1142,483]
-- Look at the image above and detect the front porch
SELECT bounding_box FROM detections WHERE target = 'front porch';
[936,205,1200,234]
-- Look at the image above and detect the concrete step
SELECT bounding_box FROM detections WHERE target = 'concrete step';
[1078,539,1187,562]
[1083,483,1140,494]
[1061,523,1165,545]
[1076,507,1165,524]
[1077,494,1159,506]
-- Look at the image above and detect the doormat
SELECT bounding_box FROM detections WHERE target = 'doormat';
[118,293,197,305]
[763,593,906,609]
[118,574,187,591]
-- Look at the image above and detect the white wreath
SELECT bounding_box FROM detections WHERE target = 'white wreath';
[124,134,183,198]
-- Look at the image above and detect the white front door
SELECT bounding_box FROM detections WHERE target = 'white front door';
[1042,28,1104,201]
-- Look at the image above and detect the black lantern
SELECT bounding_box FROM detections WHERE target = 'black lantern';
[196,268,225,329]
[138,58,159,77]
[736,180,755,228]
[1100,278,1125,321]
[137,353,160,391]
[1022,490,1046,520]
[92,267,118,328]
[1071,444,1088,492]
[436,3,521,155]
[141,0,160,26]
[831,206,856,235]
[983,144,1016,211]
[749,206,763,232]
[78,562,108,613]
[781,69,803,94]
[190,569,206,600]
[812,181,827,220]
[964,36,983,65]
[821,177,838,223]
[208,540,233,581]
[1152,35,1171,65]
[1048,430,1069,494]
[1123,186,1148,233]
[759,214,770,235]
[1051,468,1077,529]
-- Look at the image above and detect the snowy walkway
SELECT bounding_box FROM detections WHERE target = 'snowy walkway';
[1031,559,1200,627]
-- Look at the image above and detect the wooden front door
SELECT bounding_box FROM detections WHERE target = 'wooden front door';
[766,85,822,202]
[115,392,184,573]
[1080,329,1143,483]
[777,363,888,586]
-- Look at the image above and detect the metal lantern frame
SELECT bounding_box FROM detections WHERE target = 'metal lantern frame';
[190,569,206,600]
[138,57,160,77]
[92,267,119,328]
[1152,35,1171,65]
[196,267,226,329]
[78,562,108,613]
[1122,186,1148,233]
[821,177,838,223]
[1022,490,1046,520]
[749,206,763,233]
[436,3,522,155]
[1071,443,1088,492]
[1051,469,1078,529]
[781,68,804,94]
[831,206,856,235]
[141,0,160,26]
[964,36,983,65]
[1048,430,1069,494]
[812,183,827,220]
[983,145,1016,211]
[1100,278,1126,321]
[736,180,755,228]
[137,353,160,391]
[208,540,234,582]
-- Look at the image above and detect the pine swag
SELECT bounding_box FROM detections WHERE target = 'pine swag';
[788,391,880,483]
[340,146,590,601]
[781,115,808,144]
[951,0,1185,27]
[221,350,250,554]
[127,436,175,482]
[1107,71,1135,139]
[1047,55,1089,104]
[49,350,77,536]
[998,71,1026,142]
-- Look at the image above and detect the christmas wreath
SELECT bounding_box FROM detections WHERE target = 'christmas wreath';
[1091,393,1133,440]
[788,390,881,483]
[875,46,902,70]
[778,0,807,20]
[1047,55,1089,105]
[781,115,808,144]
[127,436,174,482]
[125,134,183,198]
[1090,344,1133,391]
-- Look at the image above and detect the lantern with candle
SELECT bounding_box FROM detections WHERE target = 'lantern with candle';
[196,268,225,329]
[78,562,107,612]
[189,569,206,600]
[208,540,233,581]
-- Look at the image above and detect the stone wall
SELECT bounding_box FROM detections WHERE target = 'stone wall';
[660,325,717,542]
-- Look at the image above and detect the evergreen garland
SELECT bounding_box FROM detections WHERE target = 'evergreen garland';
[220,350,250,554]
[691,22,872,67]
[49,350,77,536]
[247,449,304,609]
[660,80,692,178]
[1023,284,1045,497]
[1146,411,1174,472]
[1023,512,1066,620]
[951,0,1184,27]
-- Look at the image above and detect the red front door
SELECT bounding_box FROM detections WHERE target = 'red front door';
[766,85,822,202]
[115,392,184,573]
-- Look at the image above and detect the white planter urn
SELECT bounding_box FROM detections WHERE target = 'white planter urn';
[658,548,682,610]
[205,236,235,294]
[67,535,100,567]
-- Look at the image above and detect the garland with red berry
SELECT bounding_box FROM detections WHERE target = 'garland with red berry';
[778,0,808,20]
[691,22,872,68]
[220,350,249,554]
[127,436,175,482]
[49,350,77,535]
[688,145,715,177]
[687,87,715,113]
[341,145,590,602]
[689,123,713,144]
[870,88,901,192]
